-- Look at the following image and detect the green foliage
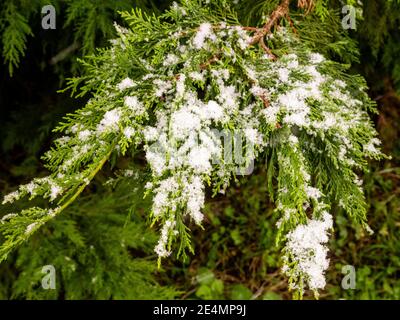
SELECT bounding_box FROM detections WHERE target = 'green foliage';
[0,0,386,298]
[173,158,400,300]
[0,0,170,76]
[1,1,33,75]
[0,0,398,301]
[195,268,225,299]
[64,0,168,56]
[0,173,178,299]
[356,0,400,93]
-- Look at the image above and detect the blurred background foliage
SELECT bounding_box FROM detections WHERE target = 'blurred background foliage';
[0,0,399,299]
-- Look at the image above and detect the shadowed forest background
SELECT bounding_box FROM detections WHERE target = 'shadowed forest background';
[0,0,399,299]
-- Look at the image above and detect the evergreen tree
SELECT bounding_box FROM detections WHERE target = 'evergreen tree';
[0,0,397,300]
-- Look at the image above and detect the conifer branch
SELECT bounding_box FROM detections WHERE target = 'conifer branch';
[0,0,385,298]
[55,142,117,214]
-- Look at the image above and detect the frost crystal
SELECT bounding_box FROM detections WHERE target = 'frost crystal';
[309,53,325,64]
[1,213,17,223]
[364,138,381,154]
[117,77,135,91]
[123,127,135,139]
[25,222,38,234]
[163,54,179,66]
[97,109,121,133]
[277,68,290,83]
[305,186,322,200]
[193,23,215,49]
[189,71,205,82]
[124,96,145,115]
[171,109,201,140]
[188,146,212,173]
[204,100,224,120]
[78,130,91,141]
[2,191,20,204]
[283,211,333,291]
[154,219,176,257]
[50,184,62,201]
[154,79,173,97]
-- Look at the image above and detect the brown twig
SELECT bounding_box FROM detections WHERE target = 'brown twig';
[200,54,221,70]
[286,14,298,34]
[196,0,291,70]
[260,92,271,108]
[249,0,291,45]
[297,0,315,14]
[259,36,276,59]
[241,26,259,32]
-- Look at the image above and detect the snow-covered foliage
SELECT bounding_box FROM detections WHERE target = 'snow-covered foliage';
[0,0,384,297]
